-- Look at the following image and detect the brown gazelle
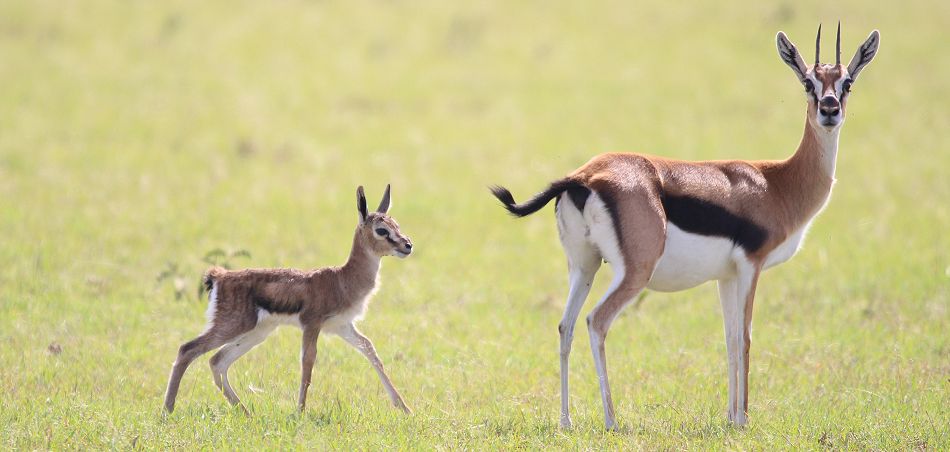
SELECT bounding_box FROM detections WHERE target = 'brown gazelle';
[163,185,414,414]
[490,24,879,429]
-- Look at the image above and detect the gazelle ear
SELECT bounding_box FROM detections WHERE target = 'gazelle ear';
[356,185,368,223]
[776,32,809,84]
[847,30,880,81]
[376,184,391,214]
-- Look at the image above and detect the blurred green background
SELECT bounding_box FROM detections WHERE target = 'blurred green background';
[1,0,947,448]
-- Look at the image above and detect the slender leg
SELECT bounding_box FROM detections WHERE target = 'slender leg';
[164,333,229,413]
[717,278,740,423]
[209,323,276,413]
[583,190,666,430]
[297,325,321,411]
[735,265,761,426]
[586,268,646,430]
[558,250,601,429]
[335,323,411,413]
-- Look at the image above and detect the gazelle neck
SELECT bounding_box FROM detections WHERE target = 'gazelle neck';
[788,114,841,181]
[767,112,841,228]
[342,230,381,284]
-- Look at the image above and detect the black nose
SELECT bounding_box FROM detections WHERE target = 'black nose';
[405,242,412,250]
[819,96,840,117]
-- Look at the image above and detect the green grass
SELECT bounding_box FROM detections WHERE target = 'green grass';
[1,0,948,449]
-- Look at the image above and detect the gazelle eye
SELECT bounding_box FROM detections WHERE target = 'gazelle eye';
[375,228,389,237]
[842,79,853,93]
[804,79,815,93]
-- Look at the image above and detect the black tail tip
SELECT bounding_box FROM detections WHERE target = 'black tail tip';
[489,185,514,204]
[488,185,518,214]
[201,271,217,295]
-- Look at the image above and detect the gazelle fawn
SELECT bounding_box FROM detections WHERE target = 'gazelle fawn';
[163,185,414,414]
[490,25,879,429]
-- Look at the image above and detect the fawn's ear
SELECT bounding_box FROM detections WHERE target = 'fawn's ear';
[376,184,391,214]
[357,185,368,223]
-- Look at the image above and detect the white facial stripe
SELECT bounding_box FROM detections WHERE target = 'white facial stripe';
[804,74,821,100]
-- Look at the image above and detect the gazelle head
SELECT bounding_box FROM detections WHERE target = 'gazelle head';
[356,184,413,258]
[777,23,880,131]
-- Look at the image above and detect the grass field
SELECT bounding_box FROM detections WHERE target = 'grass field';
[1,0,948,449]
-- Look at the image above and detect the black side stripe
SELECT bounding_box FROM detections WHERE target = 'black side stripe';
[661,194,768,252]
[252,294,303,314]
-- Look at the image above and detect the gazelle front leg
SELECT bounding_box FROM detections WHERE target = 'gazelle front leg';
[336,323,411,413]
[737,262,761,425]
[721,258,761,426]
[297,325,321,411]
[717,278,740,423]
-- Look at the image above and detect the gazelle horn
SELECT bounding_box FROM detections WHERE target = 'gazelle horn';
[836,21,841,65]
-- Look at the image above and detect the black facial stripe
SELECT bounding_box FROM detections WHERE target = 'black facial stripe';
[661,194,768,253]
[804,79,819,103]
[385,236,400,246]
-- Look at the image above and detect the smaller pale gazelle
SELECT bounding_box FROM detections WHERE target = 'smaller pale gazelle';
[163,185,414,414]
[491,24,879,428]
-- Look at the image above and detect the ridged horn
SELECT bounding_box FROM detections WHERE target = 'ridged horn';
[836,21,841,65]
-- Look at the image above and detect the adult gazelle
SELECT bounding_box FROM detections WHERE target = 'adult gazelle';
[491,24,879,429]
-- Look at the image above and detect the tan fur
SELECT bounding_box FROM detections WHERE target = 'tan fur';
[565,116,835,427]
[568,122,835,267]
[539,28,879,429]
[163,187,413,415]
[814,64,844,96]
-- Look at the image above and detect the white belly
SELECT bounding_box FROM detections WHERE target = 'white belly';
[764,224,809,269]
[256,309,303,328]
[647,223,738,292]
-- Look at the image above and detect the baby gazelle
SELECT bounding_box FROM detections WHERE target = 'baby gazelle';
[163,185,413,414]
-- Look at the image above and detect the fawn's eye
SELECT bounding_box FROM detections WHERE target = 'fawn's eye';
[804,79,815,93]
[842,79,853,93]
[375,228,389,237]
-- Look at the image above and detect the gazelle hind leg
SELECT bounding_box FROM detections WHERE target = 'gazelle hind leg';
[586,267,654,430]
[165,332,231,413]
[208,322,277,412]
[584,189,666,430]
[556,197,602,429]
[559,265,599,429]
